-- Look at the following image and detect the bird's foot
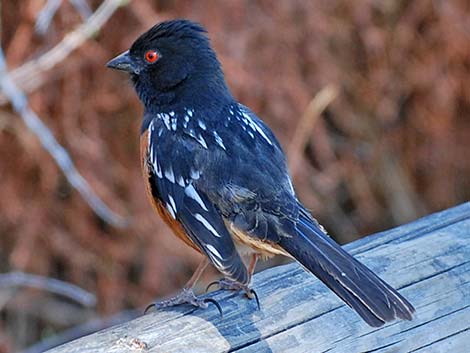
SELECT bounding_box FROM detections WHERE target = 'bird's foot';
[145,288,223,317]
[206,279,260,309]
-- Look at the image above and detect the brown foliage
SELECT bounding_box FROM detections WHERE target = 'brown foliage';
[0,0,469,350]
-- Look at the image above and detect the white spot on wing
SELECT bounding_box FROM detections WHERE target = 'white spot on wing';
[196,134,207,148]
[255,124,273,145]
[157,162,163,177]
[177,175,185,187]
[160,113,170,130]
[183,115,190,128]
[287,178,295,194]
[206,245,223,268]
[168,195,177,213]
[148,136,155,162]
[147,123,163,178]
[164,167,175,183]
[195,213,221,237]
[213,131,226,150]
[187,128,196,138]
[166,203,176,219]
[185,184,208,211]
[186,128,207,148]
[206,244,223,260]
[241,111,273,145]
[190,168,200,180]
[198,120,207,130]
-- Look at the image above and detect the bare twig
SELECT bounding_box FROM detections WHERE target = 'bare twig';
[0,271,96,307]
[0,48,127,227]
[36,0,93,35]
[35,0,62,35]
[287,85,338,180]
[69,0,93,20]
[0,0,128,105]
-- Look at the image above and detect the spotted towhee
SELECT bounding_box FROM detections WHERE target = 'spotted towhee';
[107,20,414,327]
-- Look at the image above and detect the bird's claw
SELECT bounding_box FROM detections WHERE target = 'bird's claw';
[206,280,221,293]
[202,298,223,318]
[144,288,223,317]
[206,279,260,310]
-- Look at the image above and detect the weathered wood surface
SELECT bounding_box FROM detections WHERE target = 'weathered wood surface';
[48,202,470,353]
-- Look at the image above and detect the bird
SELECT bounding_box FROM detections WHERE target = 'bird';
[106,19,415,327]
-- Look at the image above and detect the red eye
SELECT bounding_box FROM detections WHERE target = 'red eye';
[145,50,159,63]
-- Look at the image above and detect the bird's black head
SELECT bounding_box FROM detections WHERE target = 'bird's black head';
[107,19,232,111]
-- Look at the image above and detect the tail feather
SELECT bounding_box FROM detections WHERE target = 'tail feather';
[280,210,415,327]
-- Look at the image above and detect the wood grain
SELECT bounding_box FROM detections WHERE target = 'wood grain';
[47,202,470,353]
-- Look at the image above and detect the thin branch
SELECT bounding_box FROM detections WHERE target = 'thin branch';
[287,84,338,180]
[0,47,127,227]
[0,0,128,105]
[69,0,93,21]
[0,271,96,307]
[36,0,93,35]
[35,0,62,35]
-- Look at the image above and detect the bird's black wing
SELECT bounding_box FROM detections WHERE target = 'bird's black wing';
[193,103,300,242]
[144,116,249,284]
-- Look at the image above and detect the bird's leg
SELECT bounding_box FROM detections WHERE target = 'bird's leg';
[206,254,260,308]
[145,258,222,316]
[247,253,259,277]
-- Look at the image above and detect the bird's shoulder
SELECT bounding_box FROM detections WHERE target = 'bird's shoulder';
[140,102,286,178]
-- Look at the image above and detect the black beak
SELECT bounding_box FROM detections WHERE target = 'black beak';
[106,50,137,73]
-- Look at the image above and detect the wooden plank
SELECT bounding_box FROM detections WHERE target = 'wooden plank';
[47,202,470,353]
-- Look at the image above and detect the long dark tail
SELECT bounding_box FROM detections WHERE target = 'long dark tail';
[279,207,415,327]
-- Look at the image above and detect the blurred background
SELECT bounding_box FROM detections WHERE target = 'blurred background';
[0,0,469,351]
